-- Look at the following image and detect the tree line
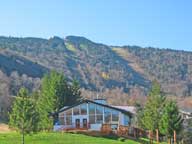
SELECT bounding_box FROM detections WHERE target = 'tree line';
[136,81,183,144]
[8,73,189,144]
[9,71,81,143]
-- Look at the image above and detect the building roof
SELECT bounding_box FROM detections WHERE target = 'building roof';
[57,99,134,117]
[180,109,192,115]
[112,106,136,114]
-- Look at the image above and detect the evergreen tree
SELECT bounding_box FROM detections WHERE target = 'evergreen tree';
[180,119,192,144]
[159,100,183,143]
[40,71,61,113]
[135,102,144,128]
[9,88,37,144]
[55,73,68,110]
[37,71,58,130]
[67,79,81,106]
[39,71,81,129]
[141,81,166,133]
[31,91,53,131]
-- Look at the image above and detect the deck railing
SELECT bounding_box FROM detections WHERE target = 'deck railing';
[101,124,148,139]
[54,123,90,131]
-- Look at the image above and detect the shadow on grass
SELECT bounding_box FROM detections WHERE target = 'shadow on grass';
[67,131,133,142]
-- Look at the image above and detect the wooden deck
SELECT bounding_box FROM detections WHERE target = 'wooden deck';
[101,124,147,138]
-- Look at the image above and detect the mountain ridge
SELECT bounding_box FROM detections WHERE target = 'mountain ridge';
[0,35,192,106]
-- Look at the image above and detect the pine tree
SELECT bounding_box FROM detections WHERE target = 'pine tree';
[9,88,36,144]
[68,79,81,106]
[41,71,60,113]
[135,102,144,128]
[141,81,166,134]
[39,71,82,129]
[55,73,68,110]
[159,100,183,144]
[37,71,58,130]
[55,76,81,109]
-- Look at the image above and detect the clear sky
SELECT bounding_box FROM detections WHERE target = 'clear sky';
[0,0,191,51]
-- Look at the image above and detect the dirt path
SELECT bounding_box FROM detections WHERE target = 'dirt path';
[0,124,12,133]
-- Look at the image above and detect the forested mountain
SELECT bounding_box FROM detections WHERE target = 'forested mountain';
[0,35,192,110]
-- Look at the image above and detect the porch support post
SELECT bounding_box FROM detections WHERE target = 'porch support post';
[103,107,105,123]
[87,103,89,128]
[64,112,66,125]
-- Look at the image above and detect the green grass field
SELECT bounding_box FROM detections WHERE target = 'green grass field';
[0,132,140,144]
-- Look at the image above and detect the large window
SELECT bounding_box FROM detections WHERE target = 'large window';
[80,104,87,115]
[59,111,65,117]
[66,109,72,116]
[96,115,103,123]
[89,103,95,114]
[112,110,119,122]
[96,105,103,123]
[73,106,80,115]
[65,109,72,125]
[58,112,65,125]
[66,116,72,125]
[96,105,103,115]
[59,117,64,125]
[89,103,95,124]
[104,108,111,123]
[89,115,96,124]
[124,115,130,125]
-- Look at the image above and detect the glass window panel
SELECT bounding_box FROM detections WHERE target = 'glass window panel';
[112,110,119,122]
[66,109,72,116]
[66,116,72,125]
[89,115,95,124]
[80,104,87,115]
[59,117,64,125]
[96,105,103,115]
[73,106,80,115]
[111,124,118,130]
[59,112,65,117]
[104,108,111,123]
[96,114,103,123]
[124,115,129,125]
[89,103,95,115]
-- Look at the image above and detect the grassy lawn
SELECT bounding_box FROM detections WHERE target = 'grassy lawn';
[139,138,167,144]
[0,132,140,144]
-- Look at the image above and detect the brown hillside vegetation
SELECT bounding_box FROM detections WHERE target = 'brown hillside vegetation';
[0,36,192,118]
[112,47,145,75]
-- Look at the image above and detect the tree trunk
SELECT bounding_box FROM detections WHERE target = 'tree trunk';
[156,129,159,144]
[22,132,24,144]
[22,126,24,144]
[149,130,153,144]
[174,130,176,144]
[168,138,171,144]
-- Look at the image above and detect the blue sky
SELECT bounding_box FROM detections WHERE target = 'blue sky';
[0,0,191,51]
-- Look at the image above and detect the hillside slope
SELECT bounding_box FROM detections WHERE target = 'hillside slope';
[0,36,191,107]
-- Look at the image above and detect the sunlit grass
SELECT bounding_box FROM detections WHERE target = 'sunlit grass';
[0,132,140,144]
